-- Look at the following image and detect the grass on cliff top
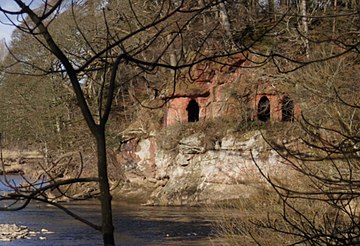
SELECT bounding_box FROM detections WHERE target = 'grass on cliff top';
[157,116,300,152]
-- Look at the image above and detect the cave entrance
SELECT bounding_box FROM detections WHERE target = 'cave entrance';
[282,96,294,122]
[187,99,199,122]
[258,96,270,122]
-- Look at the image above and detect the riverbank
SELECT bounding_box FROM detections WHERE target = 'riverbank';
[0,149,42,175]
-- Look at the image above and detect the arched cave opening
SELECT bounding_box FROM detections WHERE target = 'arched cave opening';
[282,96,294,122]
[258,96,270,122]
[187,99,199,122]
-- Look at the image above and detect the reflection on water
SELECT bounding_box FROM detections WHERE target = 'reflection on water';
[0,175,25,193]
[0,176,224,246]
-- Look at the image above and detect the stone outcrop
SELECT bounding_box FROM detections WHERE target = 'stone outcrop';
[0,224,29,242]
[112,58,303,205]
[0,224,52,242]
[115,128,290,205]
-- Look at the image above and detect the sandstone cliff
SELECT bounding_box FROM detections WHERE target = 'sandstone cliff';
[114,123,292,205]
[112,61,299,205]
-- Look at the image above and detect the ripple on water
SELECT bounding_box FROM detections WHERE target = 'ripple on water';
[0,197,224,246]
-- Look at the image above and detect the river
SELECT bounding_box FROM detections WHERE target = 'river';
[0,176,225,245]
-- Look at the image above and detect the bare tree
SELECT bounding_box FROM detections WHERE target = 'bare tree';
[0,0,358,245]
[251,53,360,245]
[0,0,255,245]
[209,1,360,244]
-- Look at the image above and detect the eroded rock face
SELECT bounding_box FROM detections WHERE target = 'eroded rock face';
[115,130,289,205]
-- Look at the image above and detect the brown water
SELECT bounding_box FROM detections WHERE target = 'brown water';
[1,176,224,246]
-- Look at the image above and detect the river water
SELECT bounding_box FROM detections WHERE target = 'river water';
[0,176,225,246]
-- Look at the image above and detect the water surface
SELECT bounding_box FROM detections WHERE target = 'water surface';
[0,176,224,245]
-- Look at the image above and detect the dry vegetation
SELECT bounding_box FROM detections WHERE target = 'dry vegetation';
[212,170,358,245]
[156,115,273,153]
[212,52,359,245]
[0,0,358,245]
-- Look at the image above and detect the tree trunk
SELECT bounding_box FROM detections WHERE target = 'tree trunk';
[268,0,275,21]
[299,0,310,58]
[332,0,337,38]
[95,127,115,246]
[218,3,234,44]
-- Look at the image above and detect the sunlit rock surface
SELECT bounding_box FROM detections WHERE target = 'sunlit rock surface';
[115,130,288,205]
